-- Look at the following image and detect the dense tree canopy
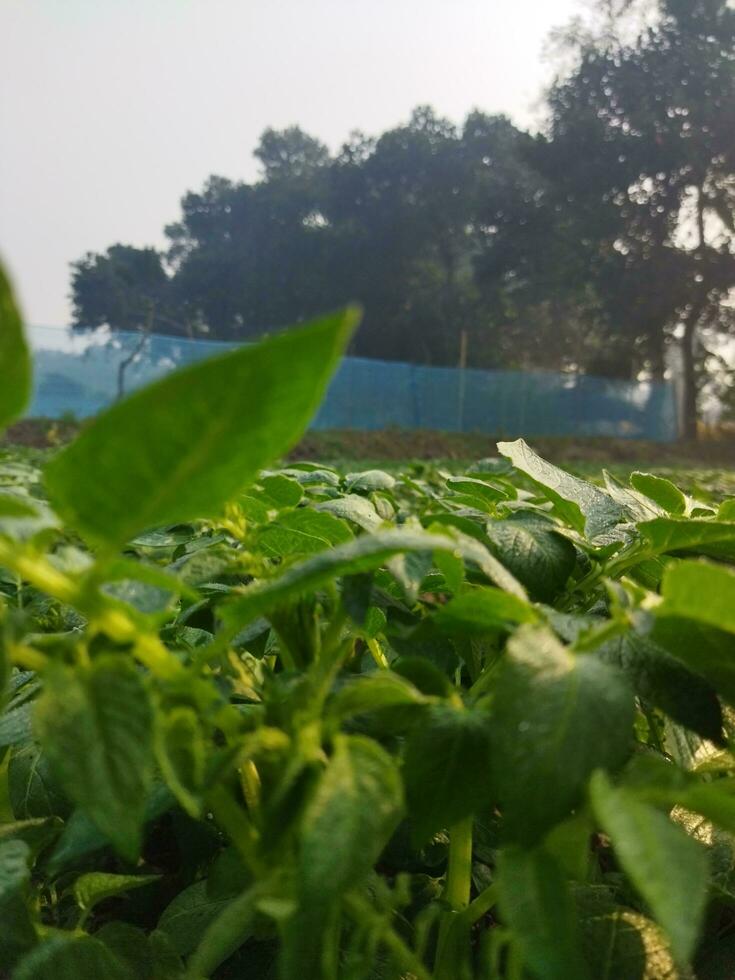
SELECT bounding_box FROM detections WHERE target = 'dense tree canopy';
[70,0,735,435]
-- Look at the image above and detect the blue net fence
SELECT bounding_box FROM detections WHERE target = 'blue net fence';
[27,325,680,441]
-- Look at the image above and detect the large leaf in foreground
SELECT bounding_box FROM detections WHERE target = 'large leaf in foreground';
[0,262,31,431]
[45,309,358,548]
[34,657,154,860]
[590,771,708,965]
[497,439,625,540]
[490,626,634,845]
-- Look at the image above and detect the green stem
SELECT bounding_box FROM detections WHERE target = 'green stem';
[207,785,261,875]
[345,894,432,980]
[444,815,473,911]
[366,637,389,669]
[461,881,498,927]
[434,815,474,976]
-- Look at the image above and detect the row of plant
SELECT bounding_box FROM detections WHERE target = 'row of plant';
[2,266,735,978]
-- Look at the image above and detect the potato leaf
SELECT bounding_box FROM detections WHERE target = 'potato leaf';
[34,658,154,860]
[45,308,358,548]
[403,705,493,845]
[590,771,708,965]
[497,845,590,980]
[497,439,625,540]
[490,626,635,845]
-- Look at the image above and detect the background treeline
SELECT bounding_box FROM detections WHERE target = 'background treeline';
[71,0,735,436]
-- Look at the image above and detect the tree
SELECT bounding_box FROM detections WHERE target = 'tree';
[70,244,182,334]
[540,0,735,437]
[165,131,334,339]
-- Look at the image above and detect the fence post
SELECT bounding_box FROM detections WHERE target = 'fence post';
[457,329,468,432]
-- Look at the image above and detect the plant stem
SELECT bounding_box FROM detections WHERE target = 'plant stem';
[366,637,389,669]
[444,815,473,911]
[462,881,498,927]
[434,815,474,976]
[345,894,432,980]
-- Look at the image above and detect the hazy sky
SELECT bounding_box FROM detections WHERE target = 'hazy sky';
[1,0,579,325]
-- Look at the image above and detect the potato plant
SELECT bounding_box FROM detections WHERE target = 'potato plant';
[2,267,735,979]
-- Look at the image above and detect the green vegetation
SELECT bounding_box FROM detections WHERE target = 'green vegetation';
[2,267,735,978]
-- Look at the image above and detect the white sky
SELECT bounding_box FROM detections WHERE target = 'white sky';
[0,0,579,326]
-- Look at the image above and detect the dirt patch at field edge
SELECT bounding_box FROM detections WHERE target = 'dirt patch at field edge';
[292,428,735,468]
[5,419,735,468]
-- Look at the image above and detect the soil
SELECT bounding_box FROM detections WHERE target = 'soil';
[6,418,735,469]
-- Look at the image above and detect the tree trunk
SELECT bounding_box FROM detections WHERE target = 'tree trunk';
[648,325,666,382]
[678,185,708,442]
[680,314,699,441]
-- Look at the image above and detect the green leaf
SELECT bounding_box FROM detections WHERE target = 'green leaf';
[0,493,38,519]
[651,616,735,707]
[47,784,175,874]
[0,262,31,431]
[596,632,723,744]
[490,626,635,845]
[0,839,37,970]
[314,493,384,531]
[345,469,396,492]
[497,845,590,980]
[497,439,625,539]
[578,906,680,980]
[257,474,304,508]
[329,672,430,721]
[0,817,63,860]
[0,703,33,748]
[72,871,160,913]
[658,560,735,634]
[403,705,492,845]
[589,770,708,965]
[222,528,525,631]
[155,707,206,818]
[256,508,353,558]
[630,473,686,516]
[8,743,69,819]
[94,923,156,980]
[157,880,230,957]
[44,308,358,548]
[433,587,537,635]
[101,557,198,602]
[639,519,735,562]
[446,475,510,503]
[95,923,183,980]
[299,734,403,902]
[603,471,664,522]
[485,516,577,602]
[283,735,403,977]
[717,498,735,521]
[186,882,262,979]
[34,656,154,860]
[12,936,131,980]
[434,546,465,594]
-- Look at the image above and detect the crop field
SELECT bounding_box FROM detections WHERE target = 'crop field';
[4,290,735,979]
